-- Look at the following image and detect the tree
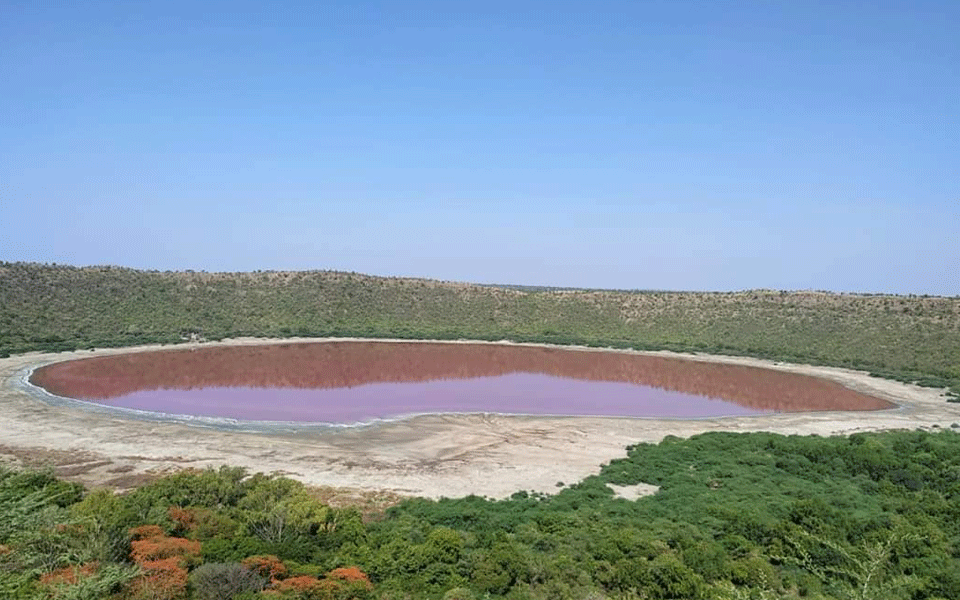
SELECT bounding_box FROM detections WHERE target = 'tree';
[239,477,329,545]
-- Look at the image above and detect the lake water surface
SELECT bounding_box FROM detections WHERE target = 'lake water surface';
[30,342,894,424]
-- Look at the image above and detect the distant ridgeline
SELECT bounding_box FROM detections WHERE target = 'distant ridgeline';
[1,262,958,397]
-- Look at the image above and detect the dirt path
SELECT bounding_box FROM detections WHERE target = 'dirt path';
[2,338,958,498]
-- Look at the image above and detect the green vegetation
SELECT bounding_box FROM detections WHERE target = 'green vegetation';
[2,430,959,599]
[2,262,959,394]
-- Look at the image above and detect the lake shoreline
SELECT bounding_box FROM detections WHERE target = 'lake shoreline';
[1,337,957,499]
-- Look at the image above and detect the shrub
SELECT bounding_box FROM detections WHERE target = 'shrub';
[243,554,289,581]
[130,525,165,541]
[38,562,138,600]
[39,562,100,586]
[441,588,477,600]
[326,566,371,585]
[189,562,267,600]
[270,575,330,599]
[325,566,374,599]
[128,557,189,600]
[168,506,197,536]
[131,536,202,566]
[267,570,374,599]
[191,507,240,540]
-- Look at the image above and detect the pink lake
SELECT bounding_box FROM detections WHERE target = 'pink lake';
[30,342,893,424]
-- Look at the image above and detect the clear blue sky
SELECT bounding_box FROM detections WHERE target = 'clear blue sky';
[1,1,957,294]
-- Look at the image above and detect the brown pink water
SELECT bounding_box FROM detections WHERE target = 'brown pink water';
[30,342,894,424]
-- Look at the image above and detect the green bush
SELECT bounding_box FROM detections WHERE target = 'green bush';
[189,562,267,600]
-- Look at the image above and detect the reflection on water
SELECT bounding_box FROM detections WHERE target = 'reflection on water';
[31,342,893,423]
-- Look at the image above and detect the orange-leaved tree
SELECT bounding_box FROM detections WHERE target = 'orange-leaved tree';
[167,506,197,537]
[242,554,290,582]
[327,566,372,587]
[127,524,202,600]
[265,566,373,600]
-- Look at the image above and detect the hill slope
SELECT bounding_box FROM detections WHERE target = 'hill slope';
[1,262,958,393]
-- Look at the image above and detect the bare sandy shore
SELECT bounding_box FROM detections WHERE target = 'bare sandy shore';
[2,338,958,499]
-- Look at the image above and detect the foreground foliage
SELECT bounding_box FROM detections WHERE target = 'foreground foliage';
[1,262,959,395]
[1,429,959,599]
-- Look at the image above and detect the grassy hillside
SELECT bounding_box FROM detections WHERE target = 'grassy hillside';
[1,262,958,394]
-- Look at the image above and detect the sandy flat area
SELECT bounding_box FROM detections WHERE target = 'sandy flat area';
[2,338,958,499]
